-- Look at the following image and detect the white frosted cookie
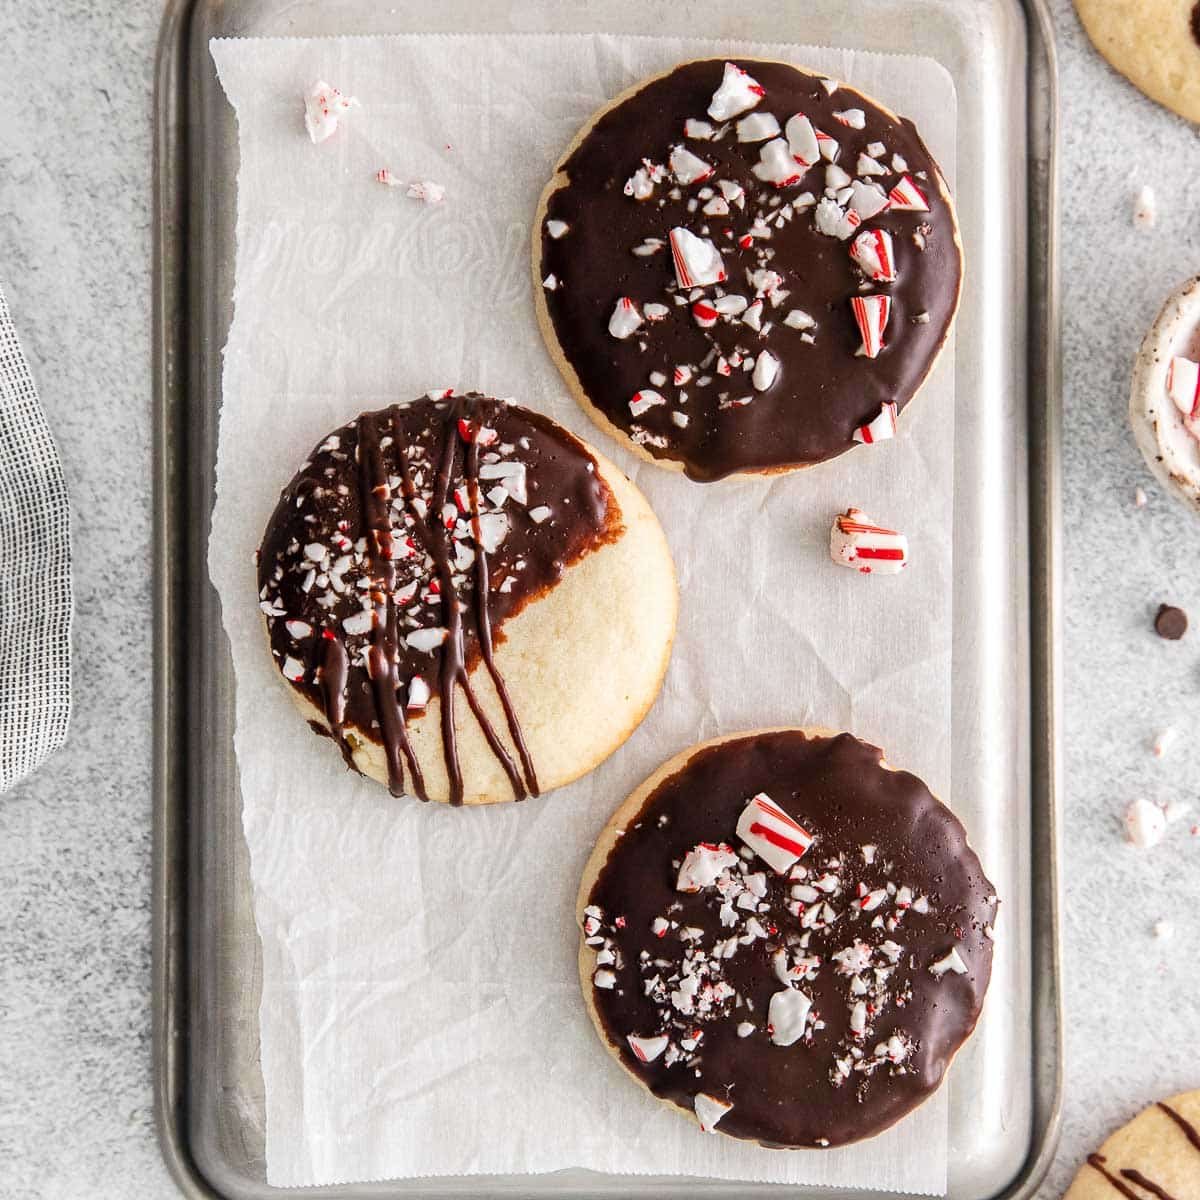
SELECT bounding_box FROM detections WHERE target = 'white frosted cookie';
[257,392,677,805]
[534,57,962,481]
[1075,0,1200,124]
[1130,276,1200,510]
[576,728,997,1147]
[1064,1090,1200,1198]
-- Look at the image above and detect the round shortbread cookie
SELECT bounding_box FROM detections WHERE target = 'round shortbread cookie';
[1075,0,1200,124]
[576,728,997,1147]
[257,392,677,805]
[535,58,962,481]
[1064,1090,1200,1199]
[1131,275,1200,510]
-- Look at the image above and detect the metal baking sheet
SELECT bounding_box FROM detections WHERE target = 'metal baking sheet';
[151,1,1063,1196]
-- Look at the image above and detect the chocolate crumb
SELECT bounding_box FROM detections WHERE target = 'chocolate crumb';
[1154,604,1188,640]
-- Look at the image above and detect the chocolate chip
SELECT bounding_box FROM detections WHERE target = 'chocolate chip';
[1154,604,1188,640]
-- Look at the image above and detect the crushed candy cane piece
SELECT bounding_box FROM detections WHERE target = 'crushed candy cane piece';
[768,986,812,1046]
[285,619,313,639]
[685,117,715,139]
[752,138,804,187]
[677,842,739,892]
[737,112,781,142]
[669,144,714,185]
[853,401,898,444]
[608,297,644,340]
[888,174,930,212]
[694,1093,734,1133]
[816,128,840,161]
[528,505,552,524]
[630,389,667,417]
[692,300,719,327]
[542,274,558,291]
[1152,728,1175,758]
[407,676,431,711]
[784,113,820,167]
[851,294,892,358]
[752,350,780,391]
[929,947,968,977]
[304,80,358,144]
[1167,356,1200,419]
[546,219,569,239]
[594,968,617,989]
[1155,919,1174,941]
[831,509,909,575]
[848,179,890,221]
[833,108,866,129]
[1133,185,1156,229]
[814,196,861,240]
[783,308,815,330]
[406,627,448,654]
[376,168,402,186]
[707,62,765,121]
[643,302,669,321]
[1134,486,1148,508]
[406,180,445,205]
[850,229,897,282]
[1126,797,1167,848]
[669,227,726,288]
[282,655,306,682]
[627,1033,669,1063]
[736,792,813,873]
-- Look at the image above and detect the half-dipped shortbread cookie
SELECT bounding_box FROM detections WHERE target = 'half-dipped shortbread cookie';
[535,59,962,481]
[1064,1089,1200,1199]
[1131,275,1200,509]
[257,392,677,805]
[577,728,996,1147]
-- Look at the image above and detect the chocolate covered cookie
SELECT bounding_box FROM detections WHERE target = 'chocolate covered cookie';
[257,392,677,805]
[535,59,962,481]
[577,729,996,1146]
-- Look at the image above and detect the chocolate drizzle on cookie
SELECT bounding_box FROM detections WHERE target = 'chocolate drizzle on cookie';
[258,393,620,804]
[539,59,962,480]
[1082,1103,1200,1198]
[580,730,996,1148]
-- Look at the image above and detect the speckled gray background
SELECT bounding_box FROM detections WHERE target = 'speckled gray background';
[0,1,1196,1197]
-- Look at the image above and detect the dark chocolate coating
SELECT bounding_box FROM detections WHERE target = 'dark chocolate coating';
[539,58,962,481]
[257,394,620,804]
[582,730,996,1148]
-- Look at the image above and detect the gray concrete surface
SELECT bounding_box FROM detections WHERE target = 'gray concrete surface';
[0,1,1196,1196]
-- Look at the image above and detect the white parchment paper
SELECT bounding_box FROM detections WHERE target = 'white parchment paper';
[210,34,956,1193]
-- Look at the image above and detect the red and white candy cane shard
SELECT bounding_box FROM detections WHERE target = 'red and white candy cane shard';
[888,174,930,212]
[685,117,715,140]
[849,229,897,282]
[736,111,781,142]
[853,401,899,444]
[694,1093,734,1133]
[608,297,644,340]
[849,180,890,221]
[751,138,803,188]
[816,129,840,162]
[627,1033,669,1063]
[1167,356,1200,419]
[736,793,813,874]
[692,300,719,328]
[669,227,726,288]
[784,113,820,167]
[707,61,765,121]
[406,675,431,711]
[676,843,739,892]
[629,389,667,418]
[830,508,909,575]
[851,294,891,358]
[669,144,714,185]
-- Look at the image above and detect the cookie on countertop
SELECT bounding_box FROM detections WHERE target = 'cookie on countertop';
[1075,0,1200,124]
[1064,1090,1200,1198]
[576,728,997,1147]
[257,392,677,805]
[535,58,962,481]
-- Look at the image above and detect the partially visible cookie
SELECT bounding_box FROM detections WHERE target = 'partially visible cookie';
[1074,0,1200,124]
[535,58,962,481]
[1130,276,1200,511]
[576,728,997,1147]
[1064,1090,1200,1198]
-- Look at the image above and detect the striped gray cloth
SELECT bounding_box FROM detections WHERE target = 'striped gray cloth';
[0,280,71,791]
